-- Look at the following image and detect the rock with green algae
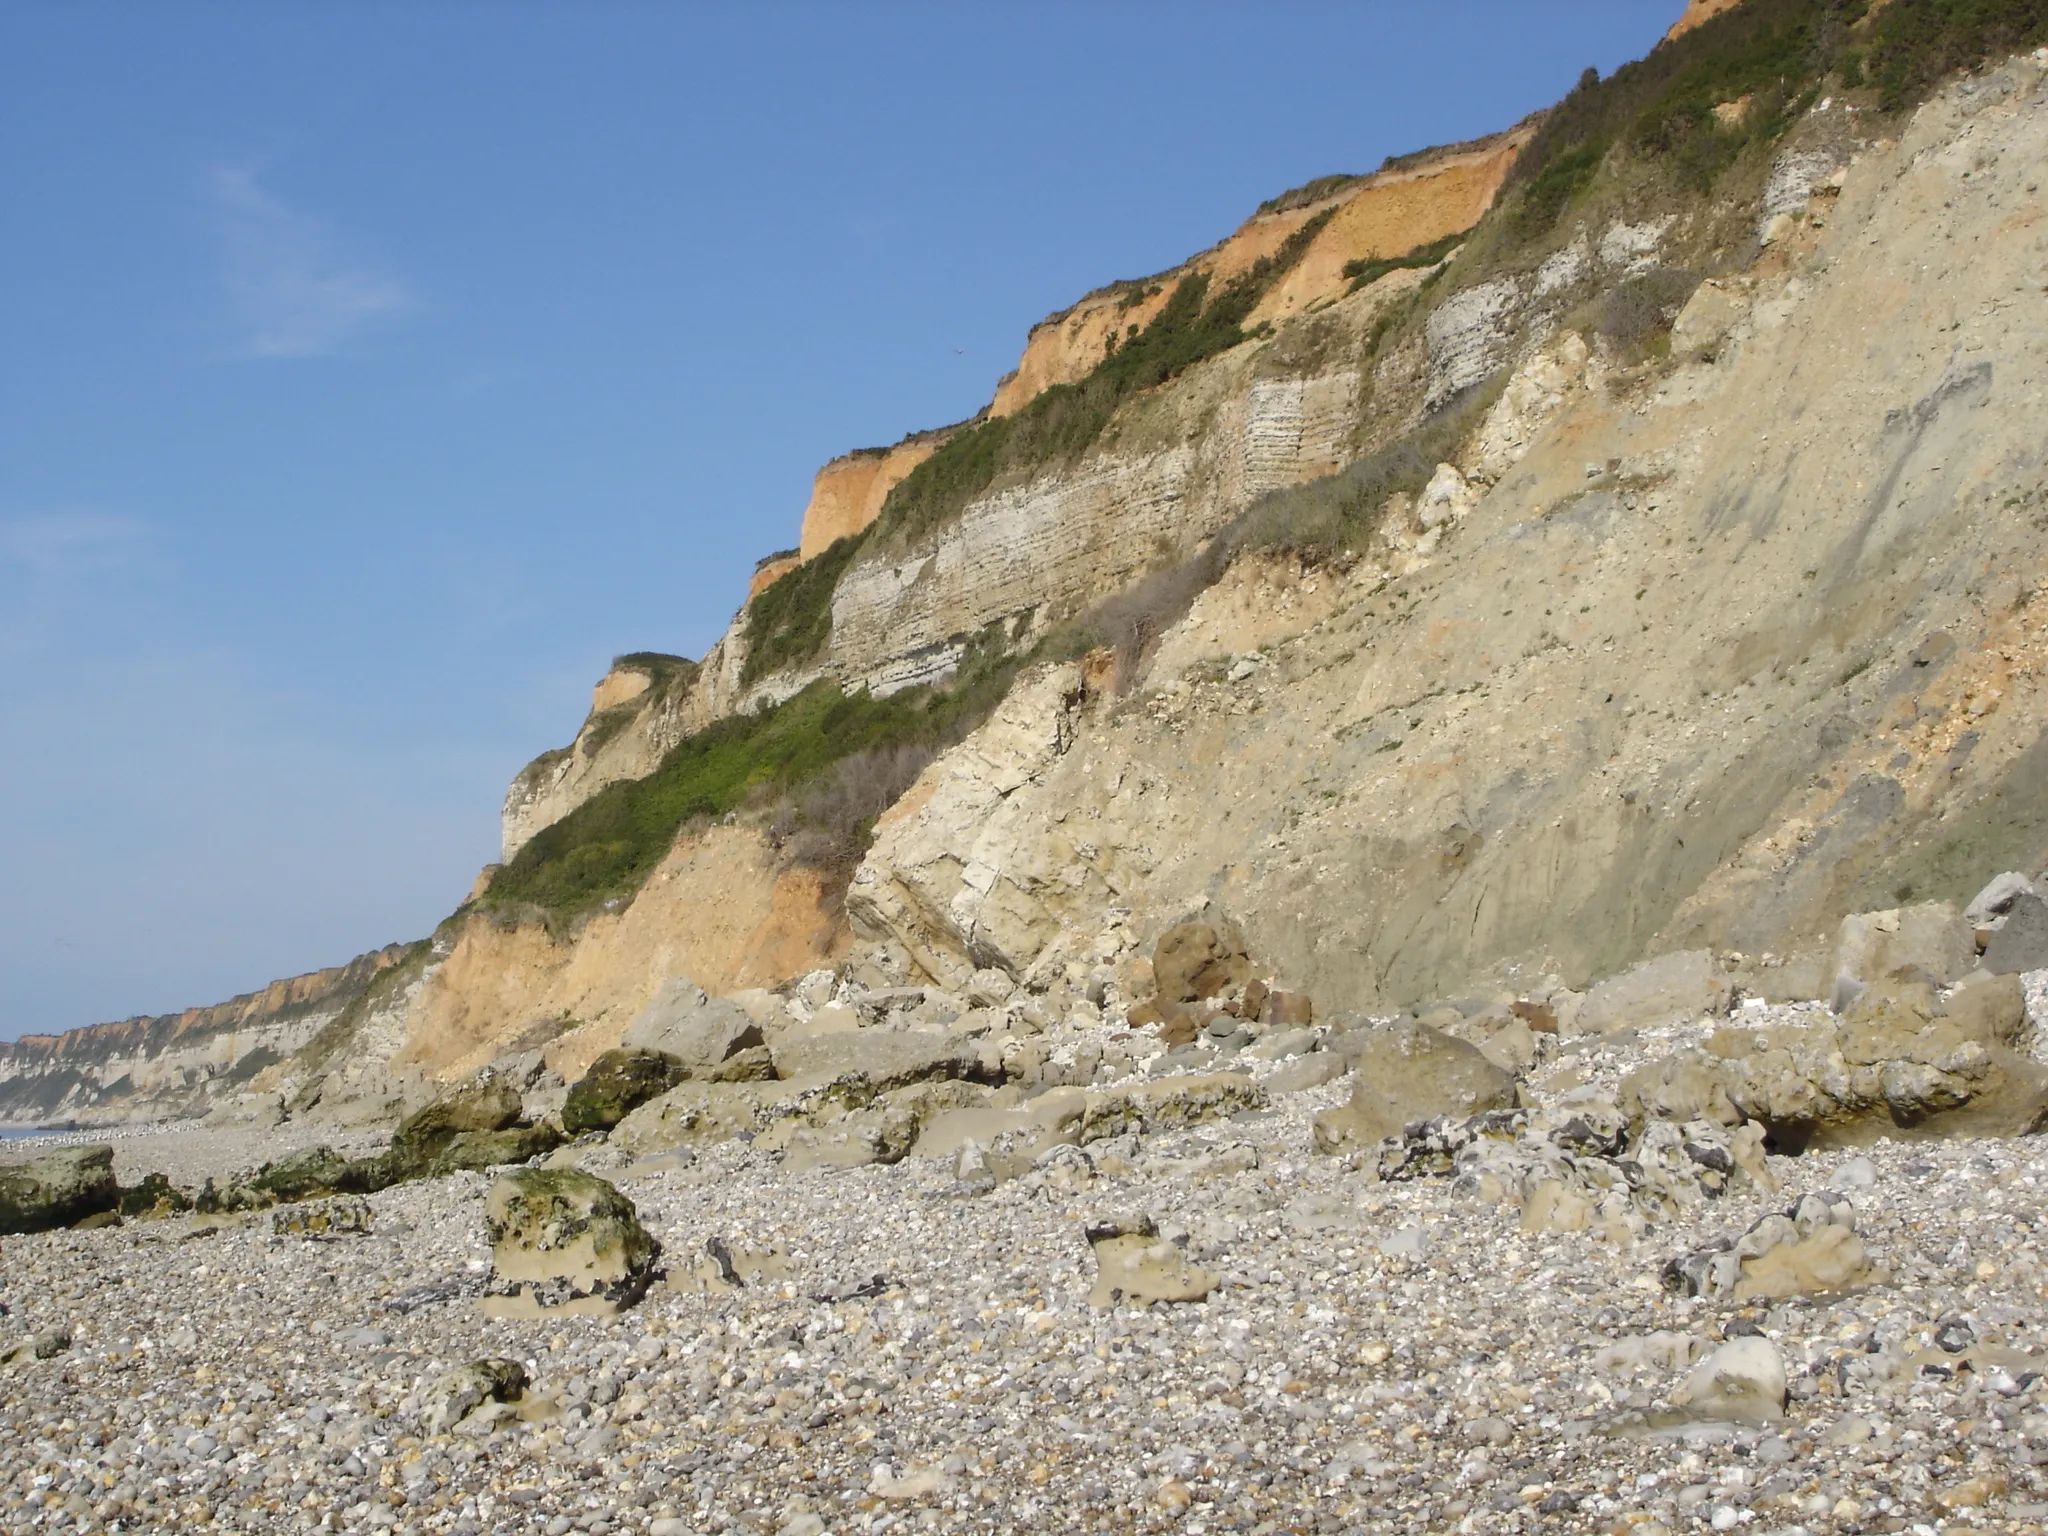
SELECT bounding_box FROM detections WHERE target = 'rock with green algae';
[0,1147,119,1234]
[561,1047,690,1136]
[480,1167,659,1318]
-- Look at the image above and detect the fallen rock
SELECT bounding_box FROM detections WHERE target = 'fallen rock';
[480,1169,659,1318]
[1574,950,1730,1036]
[1671,1337,1787,1423]
[1983,891,2048,975]
[1965,871,2038,929]
[0,1147,119,1234]
[425,1124,562,1176]
[1832,901,1976,1008]
[387,1078,524,1177]
[766,1027,977,1090]
[1079,1072,1266,1142]
[1619,977,2048,1147]
[420,1358,530,1434]
[1313,1023,1515,1154]
[561,1048,690,1136]
[622,977,765,1072]
[1085,1214,1218,1307]
[1153,918,1252,1004]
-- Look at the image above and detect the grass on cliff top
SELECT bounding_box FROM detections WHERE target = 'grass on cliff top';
[485,633,1024,918]
[739,208,1337,687]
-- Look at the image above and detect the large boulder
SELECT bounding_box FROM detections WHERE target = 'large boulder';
[388,1078,524,1176]
[1153,919,1253,1004]
[1574,950,1730,1036]
[481,1169,658,1319]
[1831,901,1976,1007]
[1314,1023,1516,1154]
[1620,975,2048,1148]
[0,1147,120,1234]
[561,1048,690,1136]
[622,978,764,1073]
[239,1145,378,1205]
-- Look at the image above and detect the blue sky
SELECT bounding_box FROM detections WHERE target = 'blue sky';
[0,2,1677,1038]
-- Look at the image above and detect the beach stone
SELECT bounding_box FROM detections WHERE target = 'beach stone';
[562,1048,690,1136]
[1983,892,2048,975]
[622,977,765,1071]
[1313,1023,1515,1154]
[1085,1214,1218,1307]
[421,1358,529,1434]
[0,1147,119,1234]
[481,1168,659,1318]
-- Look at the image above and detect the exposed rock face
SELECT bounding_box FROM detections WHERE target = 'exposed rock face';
[501,655,699,861]
[992,126,1532,418]
[0,944,409,1128]
[797,437,944,560]
[480,1169,658,1319]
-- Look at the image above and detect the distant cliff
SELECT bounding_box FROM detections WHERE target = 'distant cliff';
[0,944,410,1126]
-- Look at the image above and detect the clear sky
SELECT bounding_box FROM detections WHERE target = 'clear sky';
[0,2,1678,1039]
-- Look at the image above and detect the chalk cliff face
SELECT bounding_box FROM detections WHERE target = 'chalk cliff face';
[0,945,409,1126]
[850,58,2048,1008]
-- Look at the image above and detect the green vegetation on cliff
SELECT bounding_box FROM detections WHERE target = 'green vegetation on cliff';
[486,634,1024,917]
[1505,0,2048,236]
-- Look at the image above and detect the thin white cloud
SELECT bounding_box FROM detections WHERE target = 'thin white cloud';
[0,511,153,663]
[210,166,415,359]
[0,510,148,576]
